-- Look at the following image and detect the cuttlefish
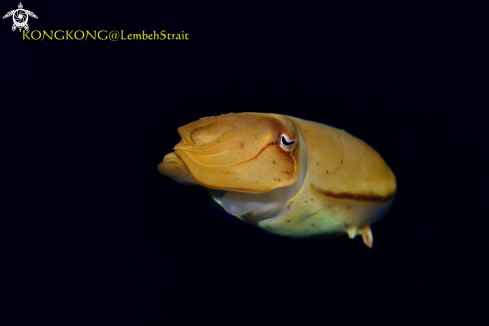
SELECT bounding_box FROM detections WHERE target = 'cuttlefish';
[158,113,396,248]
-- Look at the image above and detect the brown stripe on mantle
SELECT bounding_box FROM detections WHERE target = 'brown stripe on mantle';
[311,184,395,203]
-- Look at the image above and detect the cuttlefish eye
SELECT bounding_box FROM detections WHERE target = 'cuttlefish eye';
[279,133,297,151]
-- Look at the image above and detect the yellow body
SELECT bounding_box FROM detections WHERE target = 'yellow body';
[158,113,396,248]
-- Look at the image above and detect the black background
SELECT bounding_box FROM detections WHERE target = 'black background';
[3,1,487,324]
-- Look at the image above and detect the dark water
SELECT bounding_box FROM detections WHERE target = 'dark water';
[3,0,486,324]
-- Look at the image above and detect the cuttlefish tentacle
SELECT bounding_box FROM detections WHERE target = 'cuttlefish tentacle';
[158,113,396,248]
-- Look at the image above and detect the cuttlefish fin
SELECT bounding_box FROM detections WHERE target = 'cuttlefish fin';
[347,228,357,239]
[360,225,373,248]
[346,225,373,248]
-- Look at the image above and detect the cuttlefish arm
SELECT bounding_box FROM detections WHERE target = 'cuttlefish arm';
[158,113,396,248]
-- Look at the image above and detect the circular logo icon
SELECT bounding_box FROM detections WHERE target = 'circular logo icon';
[13,9,27,27]
[3,3,38,32]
